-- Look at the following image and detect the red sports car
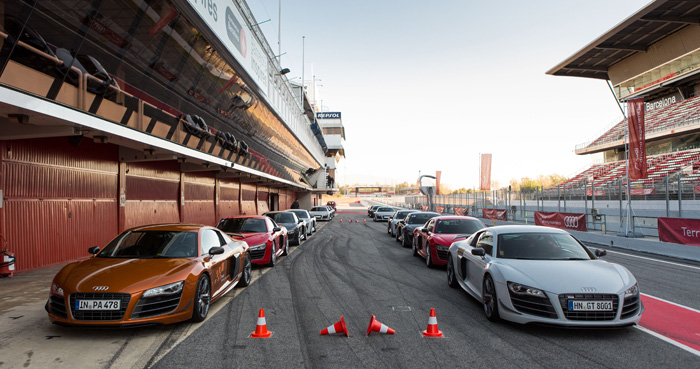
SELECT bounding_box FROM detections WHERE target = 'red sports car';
[413,216,486,267]
[216,216,288,266]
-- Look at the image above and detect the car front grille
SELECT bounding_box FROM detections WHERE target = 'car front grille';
[49,295,68,319]
[131,291,183,319]
[620,294,641,320]
[250,247,267,260]
[69,293,131,321]
[509,291,557,319]
[558,294,619,321]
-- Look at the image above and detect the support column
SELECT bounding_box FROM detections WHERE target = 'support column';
[118,162,127,232]
[215,178,220,224]
[179,172,186,223]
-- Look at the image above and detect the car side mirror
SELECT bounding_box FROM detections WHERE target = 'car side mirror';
[273,227,282,232]
[594,249,607,258]
[471,248,485,256]
[298,219,304,224]
[209,246,225,255]
[421,227,429,232]
[88,246,100,255]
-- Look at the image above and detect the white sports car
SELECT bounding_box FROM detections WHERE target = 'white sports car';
[446,225,643,327]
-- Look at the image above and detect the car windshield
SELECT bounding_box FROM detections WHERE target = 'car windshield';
[312,207,327,212]
[288,210,309,218]
[396,211,414,218]
[217,218,267,233]
[267,213,295,223]
[409,213,438,224]
[497,233,593,260]
[98,231,197,258]
[378,207,393,212]
[435,219,484,234]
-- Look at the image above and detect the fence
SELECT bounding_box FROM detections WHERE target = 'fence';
[398,175,700,238]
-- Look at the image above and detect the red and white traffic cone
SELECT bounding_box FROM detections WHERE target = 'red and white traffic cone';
[320,315,349,337]
[422,308,443,337]
[366,315,395,336]
[363,219,366,224]
[340,219,343,223]
[251,308,272,338]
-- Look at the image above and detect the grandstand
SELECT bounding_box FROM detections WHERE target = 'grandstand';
[548,0,700,197]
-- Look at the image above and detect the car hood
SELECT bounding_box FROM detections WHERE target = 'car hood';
[496,259,634,294]
[277,222,299,230]
[238,233,270,246]
[431,234,466,246]
[55,257,197,294]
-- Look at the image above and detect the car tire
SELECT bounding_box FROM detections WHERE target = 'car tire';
[191,275,211,322]
[447,255,458,288]
[238,254,252,287]
[387,223,391,234]
[426,244,434,268]
[312,223,316,233]
[401,231,410,248]
[483,275,500,322]
[269,241,277,267]
[412,236,419,257]
[395,229,401,242]
[282,237,289,256]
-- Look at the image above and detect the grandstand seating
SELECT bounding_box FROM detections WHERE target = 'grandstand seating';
[587,95,700,148]
[559,148,700,189]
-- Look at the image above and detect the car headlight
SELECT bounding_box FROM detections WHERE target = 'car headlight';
[51,283,64,297]
[507,282,546,298]
[143,281,184,298]
[624,283,639,298]
[249,242,267,251]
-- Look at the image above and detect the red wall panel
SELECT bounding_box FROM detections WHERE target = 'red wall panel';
[183,201,216,225]
[241,201,256,215]
[124,161,180,230]
[124,201,180,229]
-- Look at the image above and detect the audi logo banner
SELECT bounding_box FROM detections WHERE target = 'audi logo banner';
[453,207,467,216]
[534,212,587,232]
[435,206,445,214]
[483,208,507,221]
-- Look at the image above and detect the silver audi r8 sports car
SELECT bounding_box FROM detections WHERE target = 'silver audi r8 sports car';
[446,225,643,327]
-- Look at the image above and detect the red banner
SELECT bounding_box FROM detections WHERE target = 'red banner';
[534,211,587,232]
[453,207,467,216]
[480,154,492,191]
[149,6,179,37]
[694,185,700,194]
[586,189,605,197]
[628,98,647,180]
[658,217,700,246]
[421,205,429,211]
[435,206,444,214]
[482,208,507,221]
[629,187,655,196]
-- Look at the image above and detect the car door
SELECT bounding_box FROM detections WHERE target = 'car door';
[418,219,435,255]
[267,218,282,254]
[467,231,494,299]
[201,229,228,297]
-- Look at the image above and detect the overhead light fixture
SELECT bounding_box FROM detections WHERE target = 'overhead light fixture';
[280,68,290,75]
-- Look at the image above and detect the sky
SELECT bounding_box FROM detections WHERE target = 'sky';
[246,0,652,190]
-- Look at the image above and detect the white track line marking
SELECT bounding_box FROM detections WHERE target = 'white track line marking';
[605,250,700,271]
[635,326,700,358]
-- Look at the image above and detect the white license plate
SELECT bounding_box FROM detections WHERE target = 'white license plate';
[314,215,321,219]
[568,300,612,311]
[76,299,120,310]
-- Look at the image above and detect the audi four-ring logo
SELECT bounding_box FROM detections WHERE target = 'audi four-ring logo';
[564,216,579,228]
[93,286,109,291]
[581,287,597,292]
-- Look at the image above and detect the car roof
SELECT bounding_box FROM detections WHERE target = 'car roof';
[433,215,480,221]
[482,225,570,235]
[409,212,440,216]
[128,223,209,232]
[220,215,268,220]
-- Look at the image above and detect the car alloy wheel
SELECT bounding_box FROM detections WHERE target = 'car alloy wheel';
[412,237,419,257]
[239,254,252,287]
[301,228,306,241]
[402,231,410,247]
[483,275,500,322]
[395,229,401,242]
[426,244,434,268]
[282,237,289,256]
[447,255,458,288]
[192,275,211,322]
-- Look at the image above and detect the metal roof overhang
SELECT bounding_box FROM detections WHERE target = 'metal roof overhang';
[547,0,700,80]
[0,85,312,191]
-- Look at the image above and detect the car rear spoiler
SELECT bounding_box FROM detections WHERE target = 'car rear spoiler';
[452,234,471,242]
[227,232,246,240]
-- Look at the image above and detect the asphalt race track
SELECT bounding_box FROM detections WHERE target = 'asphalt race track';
[152,212,700,369]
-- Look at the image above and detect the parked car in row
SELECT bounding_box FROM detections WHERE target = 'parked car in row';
[447,225,643,326]
[310,206,334,221]
[413,216,486,267]
[217,216,288,266]
[326,201,336,211]
[373,206,395,222]
[387,209,417,237]
[368,205,381,217]
[46,224,251,326]
[396,212,440,247]
[264,211,306,245]
[286,209,317,236]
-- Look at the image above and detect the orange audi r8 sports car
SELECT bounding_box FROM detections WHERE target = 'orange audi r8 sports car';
[46,224,251,327]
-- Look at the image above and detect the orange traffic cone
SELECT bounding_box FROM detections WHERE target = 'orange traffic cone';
[366,315,395,336]
[251,308,272,338]
[422,308,443,337]
[320,315,349,337]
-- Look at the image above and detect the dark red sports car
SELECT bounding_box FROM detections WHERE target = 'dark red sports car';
[217,216,288,266]
[413,216,486,267]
